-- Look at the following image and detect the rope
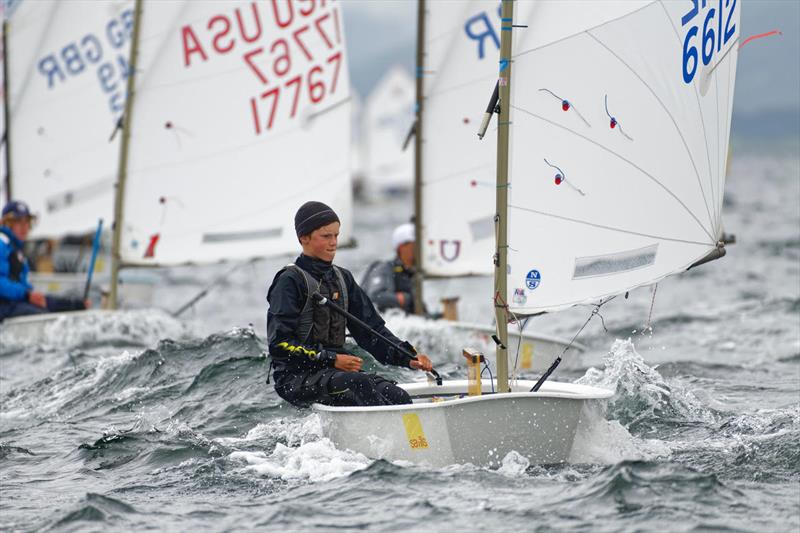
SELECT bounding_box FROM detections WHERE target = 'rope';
[172,258,258,317]
[643,283,658,334]
[529,297,614,392]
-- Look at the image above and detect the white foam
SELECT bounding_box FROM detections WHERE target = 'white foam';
[497,450,531,476]
[217,415,324,448]
[229,439,371,483]
[569,403,670,464]
[0,309,191,352]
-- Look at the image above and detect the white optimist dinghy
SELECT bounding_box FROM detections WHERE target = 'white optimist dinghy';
[317,0,740,467]
[316,380,612,468]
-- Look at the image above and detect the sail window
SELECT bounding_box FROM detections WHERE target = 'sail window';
[573,244,658,279]
[202,228,282,243]
[469,216,494,241]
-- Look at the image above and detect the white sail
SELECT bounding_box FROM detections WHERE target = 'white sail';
[1,5,6,207]
[120,0,352,265]
[506,0,740,314]
[6,0,133,237]
[420,1,501,277]
[361,65,414,196]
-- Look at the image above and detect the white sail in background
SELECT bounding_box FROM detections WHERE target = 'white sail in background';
[506,0,740,314]
[7,0,133,237]
[420,1,502,277]
[1,5,6,207]
[121,0,351,265]
[361,65,414,196]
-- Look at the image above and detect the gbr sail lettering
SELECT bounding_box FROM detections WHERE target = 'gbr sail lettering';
[36,10,133,116]
[681,0,738,84]
[181,0,343,136]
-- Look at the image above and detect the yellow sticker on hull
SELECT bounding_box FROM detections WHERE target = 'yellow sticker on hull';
[520,342,534,369]
[402,413,428,450]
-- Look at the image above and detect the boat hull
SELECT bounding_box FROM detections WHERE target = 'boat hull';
[314,380,612,467]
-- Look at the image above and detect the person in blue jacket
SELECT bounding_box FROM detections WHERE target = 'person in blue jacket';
[0,200,88,321]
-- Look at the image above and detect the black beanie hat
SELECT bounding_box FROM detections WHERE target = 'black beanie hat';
[295,201,340,237]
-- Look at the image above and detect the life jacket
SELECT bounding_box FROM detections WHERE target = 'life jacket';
[0,230,26,282]
[285,263,349,348]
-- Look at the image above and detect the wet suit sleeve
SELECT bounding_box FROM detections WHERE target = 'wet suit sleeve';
[344,270,415,368]
[361,260,406,311]
[0,238,30,301]
[267,271,336,369]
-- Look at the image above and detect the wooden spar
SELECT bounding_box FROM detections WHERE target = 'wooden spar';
[412,0,426,316]
[109,0,143,310]
[494,0,515,393]
[2,20,12,200]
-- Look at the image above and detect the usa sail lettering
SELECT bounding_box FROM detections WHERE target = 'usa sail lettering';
[181,0,343,136]
[36,10,133,116]
[681,0,738,84]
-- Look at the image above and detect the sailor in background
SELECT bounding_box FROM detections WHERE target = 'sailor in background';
[0,201,89,321]
[362,222,440,318]
[267,201,433,407]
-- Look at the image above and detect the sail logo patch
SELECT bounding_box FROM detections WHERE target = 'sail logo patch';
[512,288,527,305]
[439,240,461,262]
[525,269,541,290]
[402,413,429,450]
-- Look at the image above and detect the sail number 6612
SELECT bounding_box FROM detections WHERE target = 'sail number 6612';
[681,0,737,84]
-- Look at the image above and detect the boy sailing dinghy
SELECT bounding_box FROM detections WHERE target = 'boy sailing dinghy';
[316,0,740,467]
[408,0,583,372]
[2,0,353,338]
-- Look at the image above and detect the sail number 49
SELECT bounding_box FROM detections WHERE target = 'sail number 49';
[681,0,737,84]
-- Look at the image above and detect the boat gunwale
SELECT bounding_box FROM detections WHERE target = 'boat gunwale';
[312,379,612,413]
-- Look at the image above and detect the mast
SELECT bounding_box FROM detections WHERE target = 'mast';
[2,19,11,200]
[109,0,143,310]
[494,0,514,393]
[412,0,425,316]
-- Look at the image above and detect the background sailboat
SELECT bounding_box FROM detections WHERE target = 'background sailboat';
[3,0,353,334]
[410,0,584,371]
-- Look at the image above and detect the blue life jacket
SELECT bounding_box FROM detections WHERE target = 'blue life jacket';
[0,226,32,302]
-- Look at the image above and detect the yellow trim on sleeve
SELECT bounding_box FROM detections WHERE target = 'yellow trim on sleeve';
[277,341,318,359]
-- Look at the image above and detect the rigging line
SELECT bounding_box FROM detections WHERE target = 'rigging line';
[168,169,349,240]
[304,97,351,122]
[644,282,658,332]
[529,297,616,393]
[511,105,716,242]
[128,114,311,176]
[585,31,717,236]
[513,1,657,60]
[172,258,258,318]
[422,162,494,186]
[425,71,496,100]
[656,1,722,233]
[715,56,723,237]
[509,202,711,246]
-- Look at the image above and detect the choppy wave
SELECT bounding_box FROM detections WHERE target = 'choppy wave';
[0,309,192,355]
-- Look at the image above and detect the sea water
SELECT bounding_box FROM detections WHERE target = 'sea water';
[1,152,798,531]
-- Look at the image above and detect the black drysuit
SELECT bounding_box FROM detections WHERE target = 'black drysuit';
[267,254,414,407]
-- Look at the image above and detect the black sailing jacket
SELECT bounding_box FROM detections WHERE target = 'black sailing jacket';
[266,254,414,388]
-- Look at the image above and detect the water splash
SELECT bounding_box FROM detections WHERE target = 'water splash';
[578,339,716,430]
[229,439,371,483]
[0,309,191,354]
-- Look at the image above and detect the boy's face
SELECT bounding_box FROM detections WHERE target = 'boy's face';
[300,221,340,262]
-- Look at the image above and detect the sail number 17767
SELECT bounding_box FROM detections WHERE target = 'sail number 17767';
[681,0,738,84]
